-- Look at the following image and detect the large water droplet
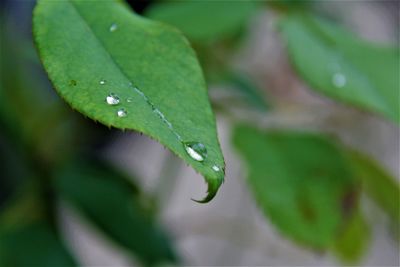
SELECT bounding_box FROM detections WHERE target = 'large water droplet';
[332,72,346,88]
[99,80,106,85]
[117,108,127,117]
[184,142,207,162]
[109,23,118,32]
[106,93,120,105]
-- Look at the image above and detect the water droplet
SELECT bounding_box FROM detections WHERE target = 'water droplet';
[332,72,346,88]
[109,23,118,32]
[69,80,77,86]
[212,165,221,172]
[126,97,133,103]
[99,80,106,85]
[184,142,207,162]
[106,93,120,105]
[117,108,127,117]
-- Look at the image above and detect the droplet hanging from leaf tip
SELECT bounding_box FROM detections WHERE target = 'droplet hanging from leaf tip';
[184,142,207,162]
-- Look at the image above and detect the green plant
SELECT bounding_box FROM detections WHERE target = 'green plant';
[0,0,398,266]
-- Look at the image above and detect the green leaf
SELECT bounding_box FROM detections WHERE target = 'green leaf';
[33,0,225,202]
[0,223,77,267]
[280,14,399,123]
[223,72,269,112]
[332,212,370,264]
[345,150,400,223]
[146,1,258,43]
[233,125,358,248]
[54,160,177,266]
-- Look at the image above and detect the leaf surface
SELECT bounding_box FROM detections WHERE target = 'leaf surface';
[233,125,358,248]
[33,0,224,202]
[280,14,399,123]
[332,212,370,264]
[55,160,177,266]
[345,150,400,223]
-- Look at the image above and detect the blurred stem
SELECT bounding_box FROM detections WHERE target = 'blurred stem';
[153,151,183,214]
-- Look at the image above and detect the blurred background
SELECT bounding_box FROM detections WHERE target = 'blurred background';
[0,0,399,266]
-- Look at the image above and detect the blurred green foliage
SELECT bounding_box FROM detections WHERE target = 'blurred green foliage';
[280,14,399,123]
[55,160,176,266]
[233,125,359,249]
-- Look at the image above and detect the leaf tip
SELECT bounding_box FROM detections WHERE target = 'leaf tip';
[191,175,224,204]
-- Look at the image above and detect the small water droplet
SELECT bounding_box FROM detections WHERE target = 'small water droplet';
[212,165,221,172]
[184,142,207,162]
[106,93,120,105]
[117,108,127,117]
[332,72,346,88]
[109,23,118,32]
[69,80,77,86]
[126,97,133,103]
[99,80,106,85]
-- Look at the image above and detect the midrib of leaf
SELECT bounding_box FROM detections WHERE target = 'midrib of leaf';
[67,0,180,140]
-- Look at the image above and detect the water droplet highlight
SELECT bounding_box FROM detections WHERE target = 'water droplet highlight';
[332,72,346,88]
[99,80,106,85]
[212,165,221,172]
[117,108,127,117]
[184,142,207,162]
[106,93,120,105]
[109,23,118,32]
[126,97,133,103]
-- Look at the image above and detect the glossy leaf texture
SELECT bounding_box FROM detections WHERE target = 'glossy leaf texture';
[233,125,358,248]
[280,14,399,123]
[345,150,400,223]
[33,0,224,202]
[54,160,177,266]
[146,1,258,43]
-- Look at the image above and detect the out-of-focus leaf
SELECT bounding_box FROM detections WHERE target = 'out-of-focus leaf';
[33,0,225,202]
[345,150,400,223]
[0,183,76,267]
[146,1,258,43]
[54,160,177,266]
[0,223,77,267]
[224,72,269,111]
[0,9,81,164]
[280,14,399,123]
[233,125,358,248]
[332,212,370,264]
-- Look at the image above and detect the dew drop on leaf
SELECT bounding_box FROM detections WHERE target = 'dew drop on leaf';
[109,23,118,32]
[117,108,127,117]
[212,165,221,172]
[106,93,120,105]
[184,142,207,162]
[332,72,347,88]
[99,80,106,85]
